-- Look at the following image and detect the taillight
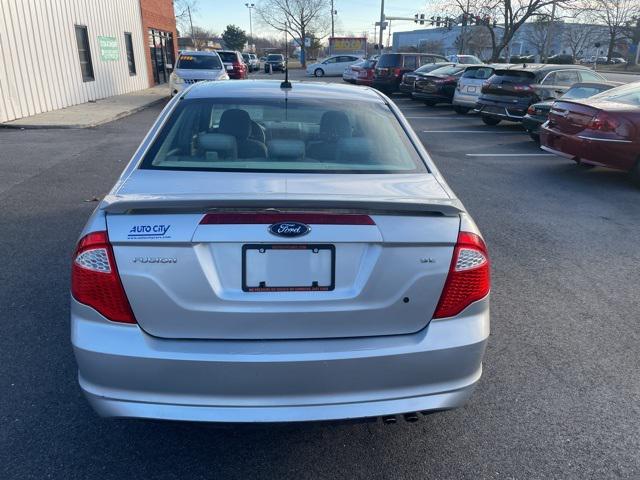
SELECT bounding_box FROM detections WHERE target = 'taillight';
[433,231,490,319]
[71,231,136,324]
[513,84,533,92]
[433,76,454,84]
[392,67,402,77]
[200,212,375,225]
[527,105,536,115]
[587,112,619,132]
[233,62,244,71]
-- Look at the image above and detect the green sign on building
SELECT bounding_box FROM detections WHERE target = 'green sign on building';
[98,36,119,61]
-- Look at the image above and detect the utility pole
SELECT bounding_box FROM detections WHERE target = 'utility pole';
[460,0,470,54]
[542,1,556,62]
[330,0,335,55]
[188,5,194,46]
[378,0,385,53]
[244,3,255,52]
[387,20,392,49]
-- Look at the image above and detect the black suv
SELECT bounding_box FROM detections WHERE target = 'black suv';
[476,64,607,125]
[373,53,447,94]
[264,54,286,73]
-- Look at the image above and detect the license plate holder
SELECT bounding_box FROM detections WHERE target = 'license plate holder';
[242,244,335,292]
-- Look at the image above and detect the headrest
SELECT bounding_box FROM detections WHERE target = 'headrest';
[198,133,237,159]
[267,140,305,160]
[319,111,352,140]
[218,109,252,141]
[336,137,374,163]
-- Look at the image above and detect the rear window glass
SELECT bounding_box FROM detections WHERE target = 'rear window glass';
[177,54,222,70]
[415,63,451,73]
[429,65,465,76]
[377,54,401,68]
[462,67,494,79]
[491,70,536,83]
[268,54,284,61]
[217,51,238,63]
[562,86,610,99]
[589,83,640,106]
[140,99,427,174]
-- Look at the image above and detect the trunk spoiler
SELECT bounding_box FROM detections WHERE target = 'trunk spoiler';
[101,194,464,217]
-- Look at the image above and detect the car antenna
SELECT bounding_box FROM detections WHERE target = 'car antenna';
[281,59,292,89]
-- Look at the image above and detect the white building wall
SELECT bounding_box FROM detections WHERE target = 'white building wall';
[0,0,149,123]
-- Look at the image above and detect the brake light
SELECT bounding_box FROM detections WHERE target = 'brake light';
[587,112,619,132]
[513,84,533,92]
[433,231,490,319]
[527,105,536,115]
[200,212,375,225]
[433,76,455,84]
[392,67,402,77]
[233,62,244,71]
[71,231,136,324]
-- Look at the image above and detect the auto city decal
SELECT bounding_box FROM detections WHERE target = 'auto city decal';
[127,224,171,239]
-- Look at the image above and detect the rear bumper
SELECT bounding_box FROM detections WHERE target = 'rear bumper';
[398,83,414,94]
[372,78,400,92]
[475,102,527,121]
[452,91,480,108]
[412,92,451,103]
[72,298,489,423]
[521,115,544,134]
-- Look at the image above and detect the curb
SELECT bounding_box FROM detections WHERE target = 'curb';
[0,96,168,130]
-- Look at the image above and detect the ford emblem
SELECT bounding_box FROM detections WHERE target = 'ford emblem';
[268,221,311,237]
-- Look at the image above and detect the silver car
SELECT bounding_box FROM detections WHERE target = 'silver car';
[170,51,228,96]
[452,64,502,114]
[71,80,490,423]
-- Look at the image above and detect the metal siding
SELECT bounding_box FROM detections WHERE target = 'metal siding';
[0,0,150,123]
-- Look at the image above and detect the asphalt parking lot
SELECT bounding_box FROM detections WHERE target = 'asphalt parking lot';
[1,74,639,479]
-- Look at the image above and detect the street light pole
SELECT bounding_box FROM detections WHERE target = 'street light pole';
[245,3,255,52]
[378,0,384,52]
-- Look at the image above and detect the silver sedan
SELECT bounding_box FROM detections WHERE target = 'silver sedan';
[71,80,490,423]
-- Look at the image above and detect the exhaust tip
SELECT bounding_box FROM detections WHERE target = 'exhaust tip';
[403,412,419,423]
[382,415,397,425]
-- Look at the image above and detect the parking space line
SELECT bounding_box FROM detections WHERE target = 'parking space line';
[405,116,472,119]
[422,130,525,133]
[465,153,554,156]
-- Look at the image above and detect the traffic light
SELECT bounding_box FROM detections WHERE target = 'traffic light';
[462,14,467,26]
[420,14,425,25]
[430,16,435,26]
[415,13,419,23]
[436,16,441,27]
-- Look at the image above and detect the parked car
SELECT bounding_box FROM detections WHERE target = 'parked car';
[546,54,574,64]
[373,52,448,94]
[540,81,640,183]
[342,60,367,83]
[399,63,455,95]
[446,54,484,65]
[169,51,228,96]
[242,53,259,72]
[354,59,378,86]
[523,81,619,142]
[412,64,467,106]
[611,57,627,64]
[452,64,502,114]
[476,64,607,125]
[216,50,248,79]
[306,55,362,77]
[70,80,491,423]
[264,53,286,72]
[509,55,536,63]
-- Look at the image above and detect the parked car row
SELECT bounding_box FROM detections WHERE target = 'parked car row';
[385,57,640,185]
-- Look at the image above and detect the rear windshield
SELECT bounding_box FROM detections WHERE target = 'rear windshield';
[562,85,610,99]
[428,65,465,76]
[177,54,222,70]
[140,99,427,174]
[217,51,238,63]
[361,60,377,68]
[589,82,640,106]
[415,63,451,73]
[268,54,284,61]
[377,54,401,68]
[491,70,536,83]
[461,66,494,79]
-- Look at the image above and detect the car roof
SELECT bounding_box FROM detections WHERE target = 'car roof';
[497,64,590,72]
[178,50,220,56]
[183,79,386,103]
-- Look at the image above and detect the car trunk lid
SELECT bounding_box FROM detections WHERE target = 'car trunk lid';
[105,171,462,340]
[547,100,600,135]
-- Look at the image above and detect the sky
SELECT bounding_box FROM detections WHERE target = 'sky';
[190,1,431,40]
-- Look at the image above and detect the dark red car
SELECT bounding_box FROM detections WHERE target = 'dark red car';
[540,82,640,183]
[216,50,248,79]
[355,59,377,86]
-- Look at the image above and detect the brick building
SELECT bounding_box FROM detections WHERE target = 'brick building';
[139,0,179,86]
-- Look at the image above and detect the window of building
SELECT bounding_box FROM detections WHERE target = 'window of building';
[75,25,94,82]
[124,33,136,75]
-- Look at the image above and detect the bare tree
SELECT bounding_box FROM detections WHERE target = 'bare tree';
[529,14,552,58]
[174,0,199,37]
[452,0,573,61]
[589,0,640,60]
[256,0,331,67]
[191,26,216,51]
[455,26,493,58]
[418,39,445,54]
[562,14,605,61]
